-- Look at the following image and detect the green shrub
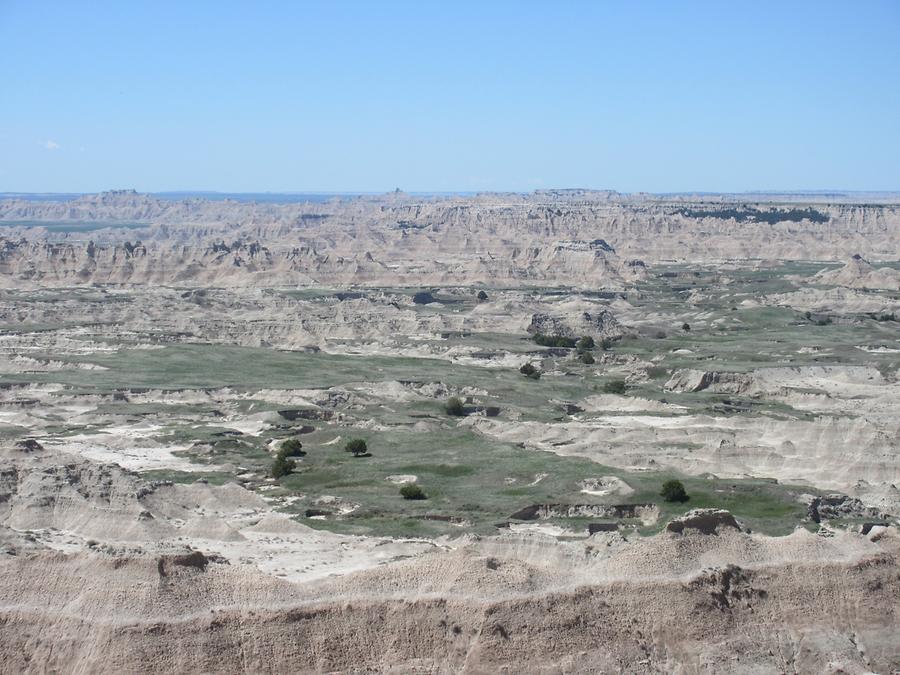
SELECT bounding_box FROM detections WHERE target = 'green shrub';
[681,322,691,332]
[576,336,595,351]
[580,351,595,364]
[400,484,427,500]
[660,479,689,503]
[279,439,304,457]
[271,454,296,478]
[345,438,369,456]
[604,380,627,395]
[519,363,537,376]
[445,397,466,416]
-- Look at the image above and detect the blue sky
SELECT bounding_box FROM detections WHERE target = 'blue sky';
[1,1,898,193]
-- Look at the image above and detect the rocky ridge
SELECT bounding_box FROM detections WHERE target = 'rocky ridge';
[1,192,899,287]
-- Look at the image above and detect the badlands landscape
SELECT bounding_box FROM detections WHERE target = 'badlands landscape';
[1,190,900,672]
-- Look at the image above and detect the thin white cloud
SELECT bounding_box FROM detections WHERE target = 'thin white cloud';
[40,140,61,150]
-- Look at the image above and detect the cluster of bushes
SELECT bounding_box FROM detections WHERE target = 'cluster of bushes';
[870,312,897,322]
[271,439,304,478]
[519,363,541,379]
[532,333,577,348]
[574,336,595,364]
[673,206,828,225]
[533,332,616,351]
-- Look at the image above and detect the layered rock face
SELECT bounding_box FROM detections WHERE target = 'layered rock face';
[1,191,898,287]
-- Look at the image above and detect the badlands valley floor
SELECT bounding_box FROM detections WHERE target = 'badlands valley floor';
[1,191,899,672]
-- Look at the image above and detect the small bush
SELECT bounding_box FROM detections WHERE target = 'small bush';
[345,438,369,456]
[400,484,427,500]
[476,290,488,302]
[576,336,595,351]
[681,323,691,332]
[445,397,466,416]
[279,439,304,457]
[271,454,296,478]
[660,479,689,503]
[519,363,537,376]
[580,351,595,364]
[604,380,627,395]
[600,337,615,351]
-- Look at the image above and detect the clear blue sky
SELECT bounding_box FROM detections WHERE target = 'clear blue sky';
[1,1,898,193]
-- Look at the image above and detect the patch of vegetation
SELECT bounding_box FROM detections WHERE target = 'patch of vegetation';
[271,453,296,478]
[445,397,466,416]
[519,362,541,379]
[279,439,305,457]
[345,438,370,457]
[532,333,577,348]
[603,380,627,395]
[673,206,828,225]
[579,352,595,365]
[400,484,427,500]
[870,312,897,322]
[660,479,689,503]
[576,336,594,351]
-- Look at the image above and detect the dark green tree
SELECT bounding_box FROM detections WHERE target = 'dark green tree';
[345,438,369,457]
[271,454,296,478]
[445,397,466,416]
[660,479,689,503]
[279,439,305,457]
[400,484,427,500]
